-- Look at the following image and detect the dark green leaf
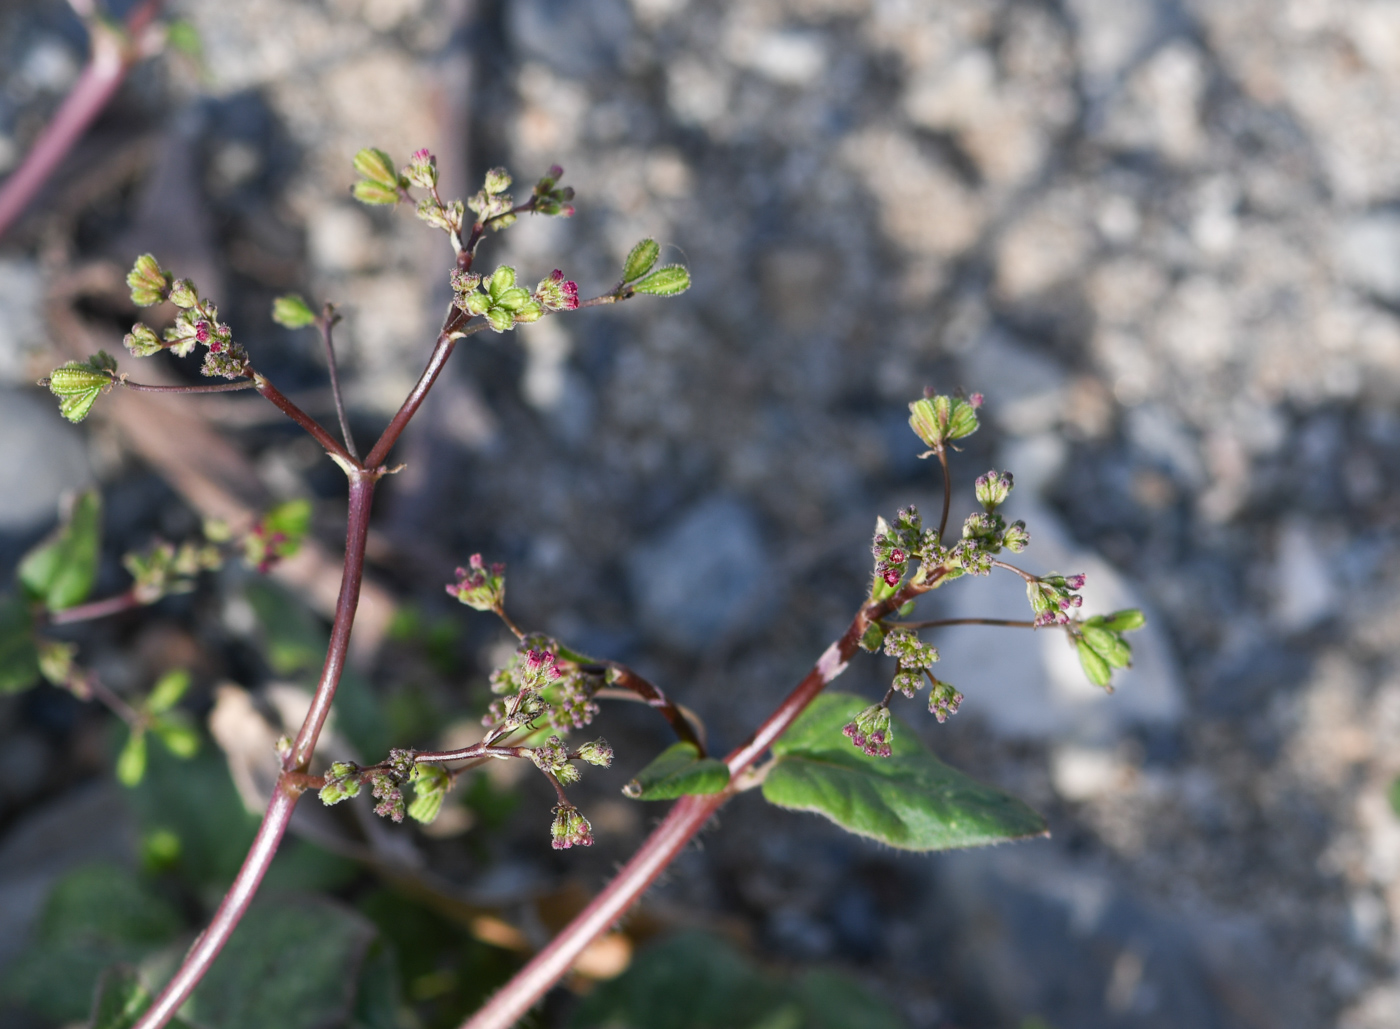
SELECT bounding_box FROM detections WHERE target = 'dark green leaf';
[0,595,39,693]
[19,490,102,611]
[1,864,181,1023]
[622,238,660,282]
[793,970,905,1029]
[184,895,378,1029]
[762,692,1046,851]
[632,264,691,297]
[622,741,729,800]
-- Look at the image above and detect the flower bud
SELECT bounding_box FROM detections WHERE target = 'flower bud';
[201,342,249,379]
[842,703,893,758]
[975,470,1013,511]
[1001,521,1030,552]
[167,279,200,309]
[577,738,613,767]
[908,392,981,453]
[535,269,580,311]
[447,553,506,610]
[551,804,594,849]
[483,167,512,195]
[123,323,163,357]
[403,148,438,189]
[929,680,963,723]
[319,762,363,805]
[126,254,172,306]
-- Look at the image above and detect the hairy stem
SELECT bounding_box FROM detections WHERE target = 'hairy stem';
[0,0,163,239]
[121,379,258,394]
[318,308,359,461]
[461,573,942,1029]
[889,616,1037,630]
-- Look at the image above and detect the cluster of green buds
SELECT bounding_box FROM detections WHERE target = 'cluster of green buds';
[122,255,249,379]
[1071,609,1144,690]
[468,166,517,226]
[841,703,892,758]
[124,539,222,604]
[1027,573,1086,627]
[531,164,575,217]
[452,266,574,332]
[484,644,603,734]
[908,389,982,455]
[446,553,506,611]
[529,733,613,784]
[949,507,1029,576]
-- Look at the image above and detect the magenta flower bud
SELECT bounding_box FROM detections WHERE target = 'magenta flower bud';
[1065,574,1087,590]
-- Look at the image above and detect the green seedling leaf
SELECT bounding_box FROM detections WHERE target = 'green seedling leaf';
[1076,640,1112,688]
[0,596,40,693]
[19,490,102,611]
[762,692,1046,850]
[153,716,200,759]
[632,264,691,297]
[352,147,399,188]
[144,669,190,714]
[352,179,400,205]
[859,622,885,653]
[622,741,729,800]
[116,729,148,787]
[622,238,660,282]
[271,294,317,329]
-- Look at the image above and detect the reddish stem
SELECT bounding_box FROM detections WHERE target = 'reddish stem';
[362,317,466,469]
[461,573,942,1029]
[121,379,257,394]
[253,373,356,466]
[0,1,163,240]
[47,590,142,624]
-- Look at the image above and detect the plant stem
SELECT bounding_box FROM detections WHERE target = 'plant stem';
[936,446,952,542]
[461,572,943,1029]
[318,308,359,461]
[131,472,378,1029]
[47,590,142,624]
[252,372,356,466]
[0,0,162,240]
[363,315,466,469]
[889,616,1037,630]
[121,379,258,394]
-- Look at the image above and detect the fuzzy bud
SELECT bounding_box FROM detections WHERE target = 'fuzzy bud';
[535,269,580,311]
[319,762,362,806]
[928,680,964,723]
[403,148,438,189]
[483,167,512,195]
[167,279,200,310]
[550,804,594,849]
[908,392,981,454]
[975,470,1014,511]
[447,553,505,611]
[576,738,613,767]
[201,342,249,379]
[842,703,893,758]
[126,254,172,307]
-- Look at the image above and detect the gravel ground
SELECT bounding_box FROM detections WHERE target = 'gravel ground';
[4,0,1400,1027]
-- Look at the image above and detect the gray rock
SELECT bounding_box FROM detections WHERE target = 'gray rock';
[0,260,45,385]
[1336,213,1400,302]
[0,388,92,533]
[628,496,775,653]
[506,0,632,79]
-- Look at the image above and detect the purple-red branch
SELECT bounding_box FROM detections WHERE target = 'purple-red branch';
[0,0,163,240]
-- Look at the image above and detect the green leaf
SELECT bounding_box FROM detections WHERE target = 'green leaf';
[116,729,148,787]
[19,490,102,611]
[88,965,151,1029]
[1076,640,1112,688]
[622,238,660,283]
[1,864,182,1023]
[144,669,190,714]
[352,179,400,205]
[407,763,450,824]
[859,622,885,652]
[632,264,691,297]
[183,895,380,1029]
[153,715,200,759]
[762,692,1046,851]
[0,596,40,693]
[622,741,729,800]
[272,294,317,328]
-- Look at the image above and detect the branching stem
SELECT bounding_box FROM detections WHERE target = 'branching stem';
[889,616,1037,630]
[936,446,952,542]
[46,590,142,624]
[121,379,258,395]
[317,307,359,461]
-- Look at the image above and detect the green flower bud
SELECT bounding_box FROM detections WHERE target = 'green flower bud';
[1002,520,1030,552]
[908,392,982,453]
[513,300,545,324]
[842,703,892,758]
[448,554,506,611]
[1099,609,1146,633]
[622,238,660,283]
[483,167,512,195]
[577,738,614,767]
[487,265,517,297]
[319,761,362,805]
[126,254,172,306]
[407,763,451,824]
[1077,639,1112,688]
[464,292,492,316]
[550,804,593,849]
[494,286,532,312]
[167,279,200,309]
[975,470,1013,511]
[403,148,438,190]
[1082,625,1132,668]
[271,294,317,329]
[486,307,515,333]
[124,323,162,357]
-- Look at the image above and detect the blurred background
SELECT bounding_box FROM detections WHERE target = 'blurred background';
[2,0,1399,1026]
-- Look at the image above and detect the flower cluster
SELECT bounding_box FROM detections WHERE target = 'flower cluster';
[948,506,1029,576]
[535,269,580,311]
[484,644,602,734]
[124,539,221,604]
[883,628,939,698]
[122,255,249,379]
[529,735,580,784]
[842,703,892,758]
[368,748,418,823]
[908,389,982,454]
[454,265,544,332]
[550,804,593,850]
[446,553,506,611]
[1026,573,1086,627]
[467,166,516,226]
[974,469,1014,511]
[531,165,575,217]
[871,506,925,589]
[928,678,964,723]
